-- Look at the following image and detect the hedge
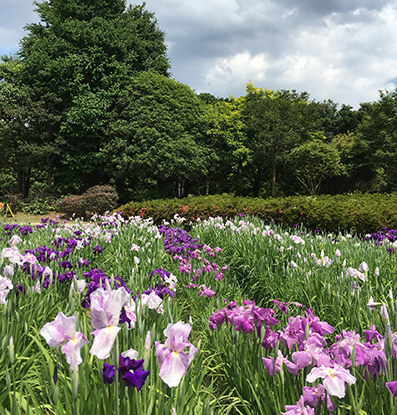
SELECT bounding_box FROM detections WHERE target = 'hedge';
[117,193,397,235]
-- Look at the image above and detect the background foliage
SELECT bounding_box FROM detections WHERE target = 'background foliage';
[1,0,397,206]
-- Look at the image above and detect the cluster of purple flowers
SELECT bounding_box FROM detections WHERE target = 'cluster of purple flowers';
[147,268,176,299]
[2,217,61,238]
[263,306,397,412]
[176,254,227,285]
[22,235,93,290]
[209,299,279,334]
[102,352,149,390]
[158,225,203,258]
[364,227,397,253]
[158,225,227,298]
[3,223,33,236]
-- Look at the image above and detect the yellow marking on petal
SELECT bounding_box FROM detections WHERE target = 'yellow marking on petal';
[327,369,335,378]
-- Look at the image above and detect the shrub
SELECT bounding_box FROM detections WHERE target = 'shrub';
[22,196,60,215]
[80,185,118,216]
[117,193,397,235]
[59,195,86,217]
[60,185,119,218]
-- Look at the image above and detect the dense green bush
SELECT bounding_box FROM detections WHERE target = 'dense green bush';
[60,185,119,217]
[79,185,119,215]
[118,192,397,234]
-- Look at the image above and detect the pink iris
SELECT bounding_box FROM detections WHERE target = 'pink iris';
[155,321,197,387]
[40,312,88,372]
[0,276,13,304]
[90,287,129,359]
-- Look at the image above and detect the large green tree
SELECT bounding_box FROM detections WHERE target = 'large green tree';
[100,72,217,201]
[323,132,380,193]
[0,57,63,197]
[358,90,397,191]
[203,96,251,195]
[288,140,341,195]
[241,83,320,197]
[17,0,170,192]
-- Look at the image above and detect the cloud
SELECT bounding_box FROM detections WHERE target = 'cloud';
[1,0,397,108]
[152,0,397,106]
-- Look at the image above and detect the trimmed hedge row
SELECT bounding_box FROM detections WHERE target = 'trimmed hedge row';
[117,193,397,235]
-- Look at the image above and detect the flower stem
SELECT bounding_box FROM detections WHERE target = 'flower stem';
[113,336,120,415]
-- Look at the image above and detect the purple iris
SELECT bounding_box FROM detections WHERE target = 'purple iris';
[101,351,149,391]
[93,245,103,254]
[101,362,116,384]
[120,357,150,390]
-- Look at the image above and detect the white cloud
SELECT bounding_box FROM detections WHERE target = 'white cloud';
[202,51,270,96]
[1,0,397,108]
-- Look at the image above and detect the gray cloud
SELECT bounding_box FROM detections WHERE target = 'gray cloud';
[1,0,397,108]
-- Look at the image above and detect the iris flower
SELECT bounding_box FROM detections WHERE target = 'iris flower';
[306,364,356,398]
[386,380,397,397]
[40,312,88,372]
[0,276,13,304]
[90,287,129,359]
[101,349,150,390]
[155,321,197,387]
[282,396,315,415]
[1,246,23,265]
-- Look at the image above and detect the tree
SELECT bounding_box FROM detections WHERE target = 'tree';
[288,141,341,195]
[241,83,320,197]
[0,57,63,198]
[334,104,360,135]
[203,96,251,195]
[326,132,379,193]
[100,72,217,201]
[316,99,339,139]
[17,0,170,193]
[358,90,397,191]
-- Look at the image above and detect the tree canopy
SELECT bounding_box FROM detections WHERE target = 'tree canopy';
[15,0,170,193]
[289,141,341,195]
[241,83,321,197]
[100,72,217,200]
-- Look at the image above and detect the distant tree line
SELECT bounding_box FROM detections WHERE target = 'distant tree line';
[1,0,397,204]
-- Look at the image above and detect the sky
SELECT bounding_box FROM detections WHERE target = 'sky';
[1,0,397,108]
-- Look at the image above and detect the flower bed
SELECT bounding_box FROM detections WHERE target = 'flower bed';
[1,213,397,414]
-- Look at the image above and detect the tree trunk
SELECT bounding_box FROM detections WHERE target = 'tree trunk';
[47,171,53,193]
[23,168,31,199]
[177,181,182,198]
[17,167,23,195]
[253,167,262,198]
[271,156,276,198]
